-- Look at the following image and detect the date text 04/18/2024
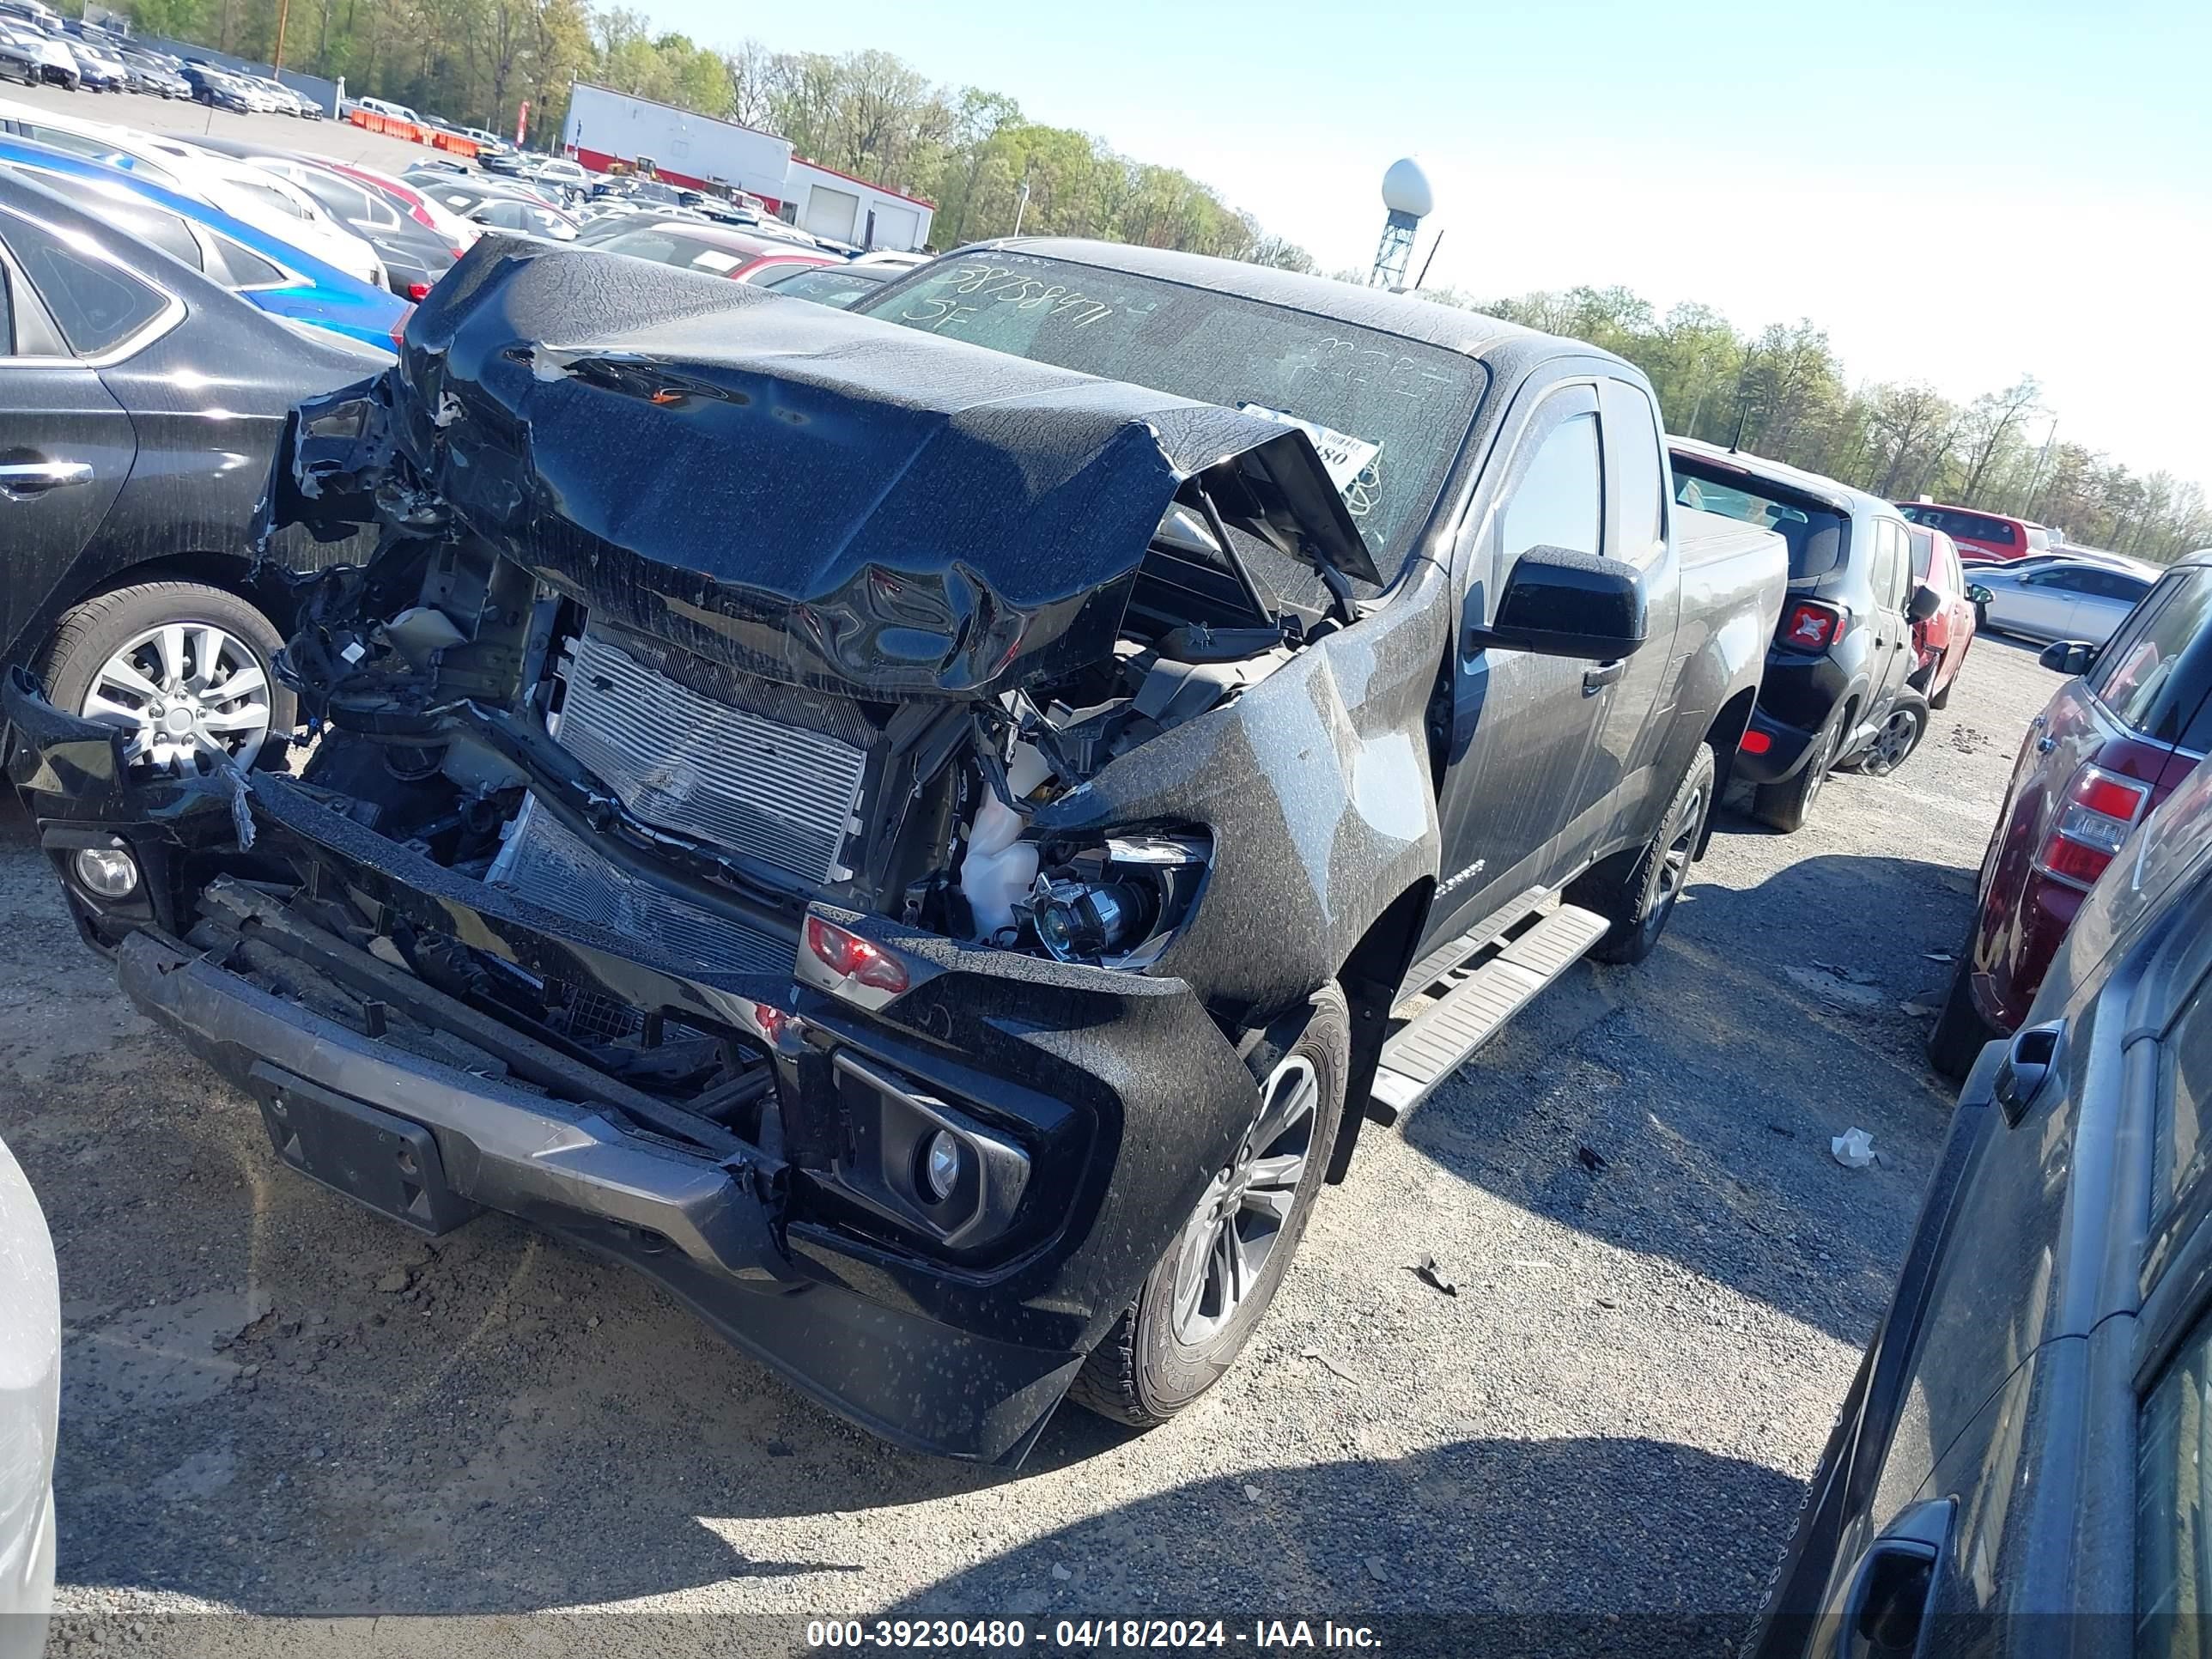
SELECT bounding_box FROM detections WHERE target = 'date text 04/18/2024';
[803,1620,1382,1650]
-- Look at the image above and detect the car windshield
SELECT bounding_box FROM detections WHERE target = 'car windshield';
[759,264,885,307]
[1669,456,1848,580]
[599,228,757,274]
[854,252,1487,578]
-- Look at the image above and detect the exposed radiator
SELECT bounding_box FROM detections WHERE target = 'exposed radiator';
[553,626,868,886]
[487,623,870,976]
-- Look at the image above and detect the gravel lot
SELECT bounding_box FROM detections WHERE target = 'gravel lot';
[0,629,2060,1655]
[0,91,2066,1649]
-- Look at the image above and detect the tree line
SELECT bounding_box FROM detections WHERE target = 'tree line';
[1443,284,2206,562]
[90,3,2203,556]
[100,0,1314,266]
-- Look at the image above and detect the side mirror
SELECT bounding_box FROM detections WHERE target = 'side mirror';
[1966,583,1994,605]
[1468,545,1648,662]
[2038,640,2096,677]
[1908,583,1942,623]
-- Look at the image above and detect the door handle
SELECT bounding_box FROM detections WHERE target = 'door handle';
[1582,659,1626,695]
[0,460,94,498]
[1992,1019,2063,1127]
[1833,1500,1951,1658]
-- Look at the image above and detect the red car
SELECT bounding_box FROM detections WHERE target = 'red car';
[1929,550,2212,1075]
[589,220,836,284]
[1897,501,2055,563]
[1906,523,1978,708]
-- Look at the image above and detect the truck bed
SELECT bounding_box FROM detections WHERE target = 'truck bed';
[1674,503,1790,572]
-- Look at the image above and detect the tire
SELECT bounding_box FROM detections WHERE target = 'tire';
[1753,708,1841,834]
[1070,982,1350,1429]
[1927,954,1998,1082]
[37,581,292,776]
[1844,691,1928,779]
[1929,671,1953,712]
[1569,742,1716,966]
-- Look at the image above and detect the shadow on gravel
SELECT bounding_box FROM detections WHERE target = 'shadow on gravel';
[884,1435,1796,1648]
[1400,849,1971,1348]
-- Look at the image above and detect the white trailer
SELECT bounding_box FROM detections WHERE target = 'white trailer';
[561,84,793,204]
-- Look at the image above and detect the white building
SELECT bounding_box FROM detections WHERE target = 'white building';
[560,84,934,252]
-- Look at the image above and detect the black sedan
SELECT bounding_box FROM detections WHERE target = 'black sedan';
[180,63,253,112]
[1745,755,2212,1654]
[0,170,382,777]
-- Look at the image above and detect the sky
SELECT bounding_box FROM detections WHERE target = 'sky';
[651,0,2211,495]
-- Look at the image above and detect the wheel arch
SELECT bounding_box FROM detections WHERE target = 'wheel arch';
[1322,876,1434,1184]
[27,551,294,673]
[1698,686,1757,857]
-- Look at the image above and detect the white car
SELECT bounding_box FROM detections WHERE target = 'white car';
[0,22,68,88]
[526,156,588,189]
[0,100,387,287]
[0,1136,58,1659]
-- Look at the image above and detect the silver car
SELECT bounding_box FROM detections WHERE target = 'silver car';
[1972,557,2156,646]
[0,1135,57,1659]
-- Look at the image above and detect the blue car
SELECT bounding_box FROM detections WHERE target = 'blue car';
[0,136,406,350]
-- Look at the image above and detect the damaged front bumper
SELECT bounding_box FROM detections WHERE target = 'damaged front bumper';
[5,675,1260,1466]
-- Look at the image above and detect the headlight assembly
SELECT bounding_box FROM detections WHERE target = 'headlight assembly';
[1025,832,1209,969]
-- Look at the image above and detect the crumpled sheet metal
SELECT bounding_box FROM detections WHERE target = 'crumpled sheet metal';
[259,240,1375,699]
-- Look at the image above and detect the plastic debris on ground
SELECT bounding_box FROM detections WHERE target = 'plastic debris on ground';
[1831,1127,1877,1170]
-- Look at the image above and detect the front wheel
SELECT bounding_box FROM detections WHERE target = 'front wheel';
[1069,983,1349,1429]
[1569,742,1715,966]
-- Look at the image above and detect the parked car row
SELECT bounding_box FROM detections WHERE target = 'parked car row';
[4,108,2209,1653]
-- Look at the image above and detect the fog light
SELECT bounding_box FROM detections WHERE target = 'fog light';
[919,1129,962,1203]
[72,844,140,900]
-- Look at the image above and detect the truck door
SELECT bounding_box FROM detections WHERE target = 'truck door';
[1552,377,1683,872]
[1419,378,1613,957]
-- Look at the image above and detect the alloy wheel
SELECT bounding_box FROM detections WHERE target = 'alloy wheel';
[1651,785,1704,917]
[1802,727,1833,810]
[1866,709,1917,775]
[79,623,273,774]
[1169,1054,1319,1346]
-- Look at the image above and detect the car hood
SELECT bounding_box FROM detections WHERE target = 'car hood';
[260,240,1377,698]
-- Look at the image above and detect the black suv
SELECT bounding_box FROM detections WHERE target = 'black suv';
[1670,439,1940,830]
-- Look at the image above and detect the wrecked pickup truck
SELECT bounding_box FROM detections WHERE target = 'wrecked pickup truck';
[5,238,1785,1462]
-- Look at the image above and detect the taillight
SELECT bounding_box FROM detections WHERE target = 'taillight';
[2034,764,2150,890]
[804,915,909,994]
[1778,599,1848,651]
[404,280,431,301]
[389,302,415,353]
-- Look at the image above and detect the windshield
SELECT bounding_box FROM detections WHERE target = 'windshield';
[854,252,1487,579]
[760,264,884,307]
[1670,455,1848,580]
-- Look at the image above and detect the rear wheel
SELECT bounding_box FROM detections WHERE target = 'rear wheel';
[1846,693,1928,779]
[1570,742,1715,966]
[1070,983,1349,1428]
[38,581,290,777]
[1927,954,1999,1082]
[1753,710,1839,834]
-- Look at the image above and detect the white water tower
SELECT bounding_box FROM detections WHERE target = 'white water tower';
[1370,158,1433,289]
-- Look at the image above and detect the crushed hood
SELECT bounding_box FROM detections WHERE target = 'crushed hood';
[262,240,1376,697]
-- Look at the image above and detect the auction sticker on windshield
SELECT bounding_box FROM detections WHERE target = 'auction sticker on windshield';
[1236,403,1381,493]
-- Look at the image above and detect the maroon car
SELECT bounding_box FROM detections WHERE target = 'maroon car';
[1930,550,2212,1075]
